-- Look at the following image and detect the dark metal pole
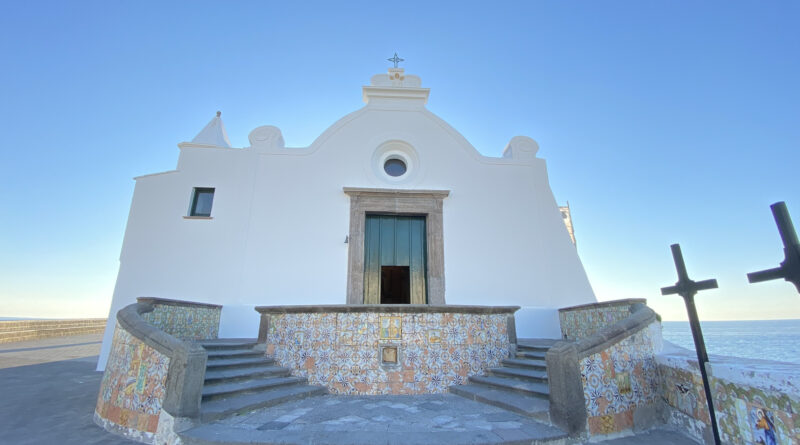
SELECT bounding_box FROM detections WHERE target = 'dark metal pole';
[683,294,720,445]
[661,244,721,445]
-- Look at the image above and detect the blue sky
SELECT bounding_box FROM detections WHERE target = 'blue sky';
[1,1,798,321]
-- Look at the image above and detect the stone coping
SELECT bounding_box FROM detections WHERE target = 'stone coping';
[137,296,222,310]
[558,298,647,313]
[342,187,451,199]
[255,304,520,315]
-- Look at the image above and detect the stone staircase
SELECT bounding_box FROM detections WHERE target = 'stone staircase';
[0,318,106,344]
[449,339,556,423]
[199,339,327,422]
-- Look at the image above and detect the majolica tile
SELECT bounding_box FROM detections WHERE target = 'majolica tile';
[581,324,660,436]
[95,326,170,437]
[266,312,509,395]
[142,304,220,340]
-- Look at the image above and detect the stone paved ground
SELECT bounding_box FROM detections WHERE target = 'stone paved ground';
[182,394,567,444]
[0,334,698,445]
[0,333,105,368]
[0,333,133,444]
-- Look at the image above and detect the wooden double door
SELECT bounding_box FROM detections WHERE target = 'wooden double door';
[363,215,427,304]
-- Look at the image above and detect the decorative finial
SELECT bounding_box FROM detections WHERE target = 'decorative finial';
[216,111,221,117]
[387,52,404,69]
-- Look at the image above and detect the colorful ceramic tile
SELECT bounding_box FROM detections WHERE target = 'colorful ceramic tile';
[95,326,170,437]
[142,303,221,340]
[266,311,509,395]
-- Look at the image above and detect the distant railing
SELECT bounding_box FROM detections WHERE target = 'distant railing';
[0,318,106,343]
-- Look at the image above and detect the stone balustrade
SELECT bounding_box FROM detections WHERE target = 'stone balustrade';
[94,298,216,443]
[547,300,662,438]
[256,304,518,395]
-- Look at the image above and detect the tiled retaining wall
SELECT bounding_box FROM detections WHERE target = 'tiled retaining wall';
[559,299,646,341]
[94,325,170,443]
[580,322,662,435]
[139,298,221,340]
[266,311,511,395]
[658,350,800,444]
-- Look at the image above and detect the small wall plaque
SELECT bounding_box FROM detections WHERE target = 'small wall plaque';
[381,346,398,365]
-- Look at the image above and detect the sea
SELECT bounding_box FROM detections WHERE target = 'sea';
[661,319,800,365]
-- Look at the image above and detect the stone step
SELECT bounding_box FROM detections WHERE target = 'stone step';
[205,356,274,371]
[469,375,550,398]
[517,339,558,350]
[502,357,547,370]
[204,365,291,384]
[199,339,258,350]
[489,366,548,382]
[448,384,551,423]
[200,384,327,422]
[517,344,551,353]
[516,350,547,360]
[206,349,263,360]
[202,376,307,401]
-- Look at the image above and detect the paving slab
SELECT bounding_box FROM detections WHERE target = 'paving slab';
[0,333,104,368]
[181,394,569,445]
[590,428,700,444]
[0,333,134,444]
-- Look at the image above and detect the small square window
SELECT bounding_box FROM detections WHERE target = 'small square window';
[189,187,215,217]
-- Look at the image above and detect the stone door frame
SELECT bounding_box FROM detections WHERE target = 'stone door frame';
[343,187,449,305]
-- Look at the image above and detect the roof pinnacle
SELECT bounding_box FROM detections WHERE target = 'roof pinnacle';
[387,52,404,69]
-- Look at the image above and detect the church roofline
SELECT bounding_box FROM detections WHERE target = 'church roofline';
[362,68,430,106]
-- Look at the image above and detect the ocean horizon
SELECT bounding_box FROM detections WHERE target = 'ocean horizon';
[661,319,800,365]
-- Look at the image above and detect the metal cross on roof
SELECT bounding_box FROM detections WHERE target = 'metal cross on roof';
[747,201,800,293]
[387,52,404,68]
[661,243,721,445]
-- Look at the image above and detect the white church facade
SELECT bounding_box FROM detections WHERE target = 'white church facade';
[98,66,596,370]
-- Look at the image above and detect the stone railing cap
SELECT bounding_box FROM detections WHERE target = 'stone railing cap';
[343,187,450,199]
[137,297,222,310]
[558,298,647,313]
[255,304,519,315]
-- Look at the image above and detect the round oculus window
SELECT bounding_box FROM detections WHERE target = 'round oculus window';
[383,158,407,177]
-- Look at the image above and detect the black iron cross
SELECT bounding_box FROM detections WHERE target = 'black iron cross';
[747,201,800,293]
[661,244,721,445]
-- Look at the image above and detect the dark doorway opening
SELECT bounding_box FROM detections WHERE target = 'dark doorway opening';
[380,266,410,304]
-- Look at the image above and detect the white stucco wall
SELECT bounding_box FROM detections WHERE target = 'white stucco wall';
[97,69,595,370]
